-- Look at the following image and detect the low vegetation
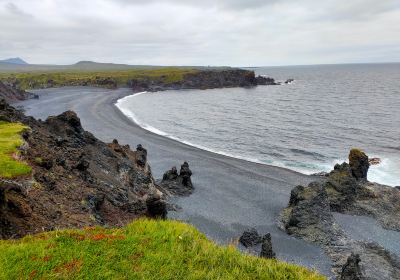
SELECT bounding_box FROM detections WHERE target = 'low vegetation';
[0,121,31,178]
[0,219,325,280]
[0,67,198,90]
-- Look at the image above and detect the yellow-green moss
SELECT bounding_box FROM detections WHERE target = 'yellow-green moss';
[0,121,31,178]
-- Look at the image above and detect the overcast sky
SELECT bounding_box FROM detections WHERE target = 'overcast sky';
[0,0,399,66]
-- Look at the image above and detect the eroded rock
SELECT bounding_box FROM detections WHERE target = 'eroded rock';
[159,162,194,196]
[349,149,369,180]
[260,233,276,259]
[239,228,262,247]
[340,253,363,280]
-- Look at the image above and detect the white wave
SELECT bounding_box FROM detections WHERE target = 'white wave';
[115,93,399,187]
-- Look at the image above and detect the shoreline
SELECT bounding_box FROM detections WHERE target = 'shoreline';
[17,86,333,276]
[17,86,400,278]
[114,90,399,187]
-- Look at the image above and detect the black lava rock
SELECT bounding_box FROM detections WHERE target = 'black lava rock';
[239,228,262,247]
[260,233,276,259]
[340,253,363,280]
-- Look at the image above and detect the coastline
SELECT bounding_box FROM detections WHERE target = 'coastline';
[17,86,333,276]
[16,86,400,278]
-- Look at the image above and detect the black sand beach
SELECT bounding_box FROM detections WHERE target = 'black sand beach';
[18,87,335,275]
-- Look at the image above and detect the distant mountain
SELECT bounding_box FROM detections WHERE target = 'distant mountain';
[0,57,28,65]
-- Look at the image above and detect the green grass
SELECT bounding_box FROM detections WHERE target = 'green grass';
[0,121,31,178]
[0,219,325,280]
[0,68,198,90]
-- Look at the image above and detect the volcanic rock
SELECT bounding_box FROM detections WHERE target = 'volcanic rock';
[0,100,167,238]
[239,228,262,247]
[159,162,193,196]
[260,233,276,259]
[282,182,341,245]
[340,253,363,280]
[349,149,369,180]
[135,144,147,167]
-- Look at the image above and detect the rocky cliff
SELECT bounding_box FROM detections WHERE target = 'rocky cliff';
[0,81,36,102]
[129,69,277,92]
[0,100,168,238]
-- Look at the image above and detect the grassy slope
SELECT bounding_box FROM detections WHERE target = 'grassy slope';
[0,219,325,280]
[0,121,31,178]
[0,67,198,90]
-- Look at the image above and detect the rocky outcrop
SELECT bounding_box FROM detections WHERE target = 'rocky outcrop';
[128,69,280,92]
[239,228,262,247]
[0,80,37,102]
[0,100,167,238]
[280,149,400,279]
[340,253,363,280]
[158,162,193,196]
[260,233,276,259]
[281,182,344,245]
[255,76,279,85]
[348,149,369,180]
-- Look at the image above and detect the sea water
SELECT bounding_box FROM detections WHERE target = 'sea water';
[116,63,400,186]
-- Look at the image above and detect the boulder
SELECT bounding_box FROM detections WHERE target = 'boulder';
[284,79,294,84]
[146,195,167,219]
[136,144,147,167]
[349,149,369,180]
[340,253,363,280]
[163,166,178,181]
[260,233,276,259]
[239,228,262,247]
[368,158,381,166]
[159,162,194,196]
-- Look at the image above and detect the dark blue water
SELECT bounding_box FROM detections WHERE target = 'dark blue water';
[116,63,400,186]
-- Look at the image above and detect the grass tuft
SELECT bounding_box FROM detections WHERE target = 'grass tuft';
[0,121,31,178]
[0,219,325,280]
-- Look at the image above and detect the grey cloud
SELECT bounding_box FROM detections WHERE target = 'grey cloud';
[0,0,399,65]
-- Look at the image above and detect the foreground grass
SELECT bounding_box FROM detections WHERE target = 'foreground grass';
[0,67,198,90]
[0,121,31,178]
[0,219,325,280]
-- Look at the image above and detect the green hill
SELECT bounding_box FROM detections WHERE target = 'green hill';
[0,219,325,280]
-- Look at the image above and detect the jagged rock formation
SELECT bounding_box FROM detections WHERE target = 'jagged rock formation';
[280,149,400,279]
[348,149,369,180]
[0,100,167,238]
[158,162,193,196]
[239,228,262,247]
[0,80,37,102]
[260,233,276,259]
[340,253,363,280]
[282,182,344,245]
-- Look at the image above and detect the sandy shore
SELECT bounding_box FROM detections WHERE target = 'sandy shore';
[17,86,333,275]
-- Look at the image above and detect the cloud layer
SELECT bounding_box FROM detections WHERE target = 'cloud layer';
[0,0,399,66]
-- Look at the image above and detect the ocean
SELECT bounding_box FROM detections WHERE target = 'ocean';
[116,63,400,187]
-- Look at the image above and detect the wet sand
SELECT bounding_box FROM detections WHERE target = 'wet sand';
[17,87,333,276]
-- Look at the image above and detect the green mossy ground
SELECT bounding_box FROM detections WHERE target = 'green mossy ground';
[0,121,31,178]
[0,68,198,90]
[0,219,325,280]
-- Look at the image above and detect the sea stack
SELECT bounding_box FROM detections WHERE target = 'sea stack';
[349,149,369,180]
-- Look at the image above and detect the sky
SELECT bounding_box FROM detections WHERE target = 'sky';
[0,0,399,66]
